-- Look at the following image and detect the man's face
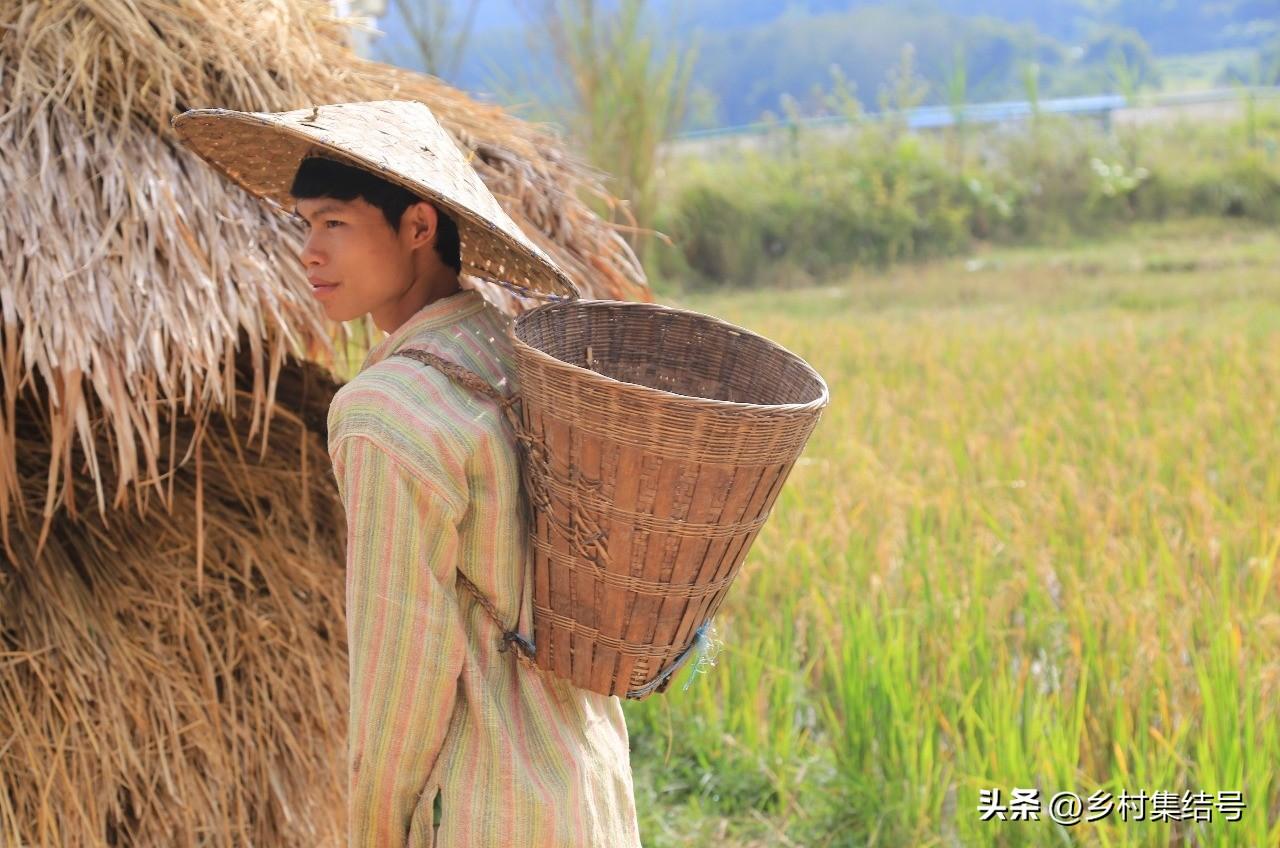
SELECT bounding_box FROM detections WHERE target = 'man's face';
[295,196,417,324]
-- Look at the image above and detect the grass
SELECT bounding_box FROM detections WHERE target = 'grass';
[625,218,1280,847]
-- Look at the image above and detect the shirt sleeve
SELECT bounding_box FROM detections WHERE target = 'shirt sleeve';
[330,433,468,848]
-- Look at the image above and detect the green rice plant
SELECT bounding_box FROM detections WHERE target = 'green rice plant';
[628,221,1280,846]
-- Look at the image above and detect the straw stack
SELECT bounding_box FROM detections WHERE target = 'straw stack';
[0,0,650,843]
[1,347,350,845]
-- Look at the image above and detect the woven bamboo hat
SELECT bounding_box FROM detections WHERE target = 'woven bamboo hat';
[172,100,579,301]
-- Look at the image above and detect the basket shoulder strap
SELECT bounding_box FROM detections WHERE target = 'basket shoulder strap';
[394,347,523,432]
[395,347,496,397]
[455,570,536,661]
[390,346,536,665]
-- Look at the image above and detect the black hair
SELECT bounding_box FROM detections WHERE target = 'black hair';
[290,156,462,273]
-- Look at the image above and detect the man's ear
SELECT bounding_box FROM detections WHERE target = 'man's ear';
[403,200,439,250]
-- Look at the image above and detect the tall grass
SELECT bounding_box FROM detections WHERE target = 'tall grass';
[626,220,1280,847]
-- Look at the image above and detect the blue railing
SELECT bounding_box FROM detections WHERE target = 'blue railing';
[673,86,1280,141]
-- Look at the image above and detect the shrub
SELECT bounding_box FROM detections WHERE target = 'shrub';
[654,107,1280,289]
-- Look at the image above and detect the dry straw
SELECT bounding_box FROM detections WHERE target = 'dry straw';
[1,0,650,843]
[0,0,650,563]
[1,352,349,845]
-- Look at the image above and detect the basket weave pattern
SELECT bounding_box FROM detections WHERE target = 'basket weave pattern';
[395,300,827,699]
[510,301,828,698]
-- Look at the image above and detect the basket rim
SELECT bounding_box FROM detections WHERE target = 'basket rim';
[511,298,830,414]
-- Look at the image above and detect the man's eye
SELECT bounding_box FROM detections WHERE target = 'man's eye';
[325,220,343,229]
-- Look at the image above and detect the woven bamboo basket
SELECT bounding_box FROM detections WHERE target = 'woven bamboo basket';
[507,299,829,699]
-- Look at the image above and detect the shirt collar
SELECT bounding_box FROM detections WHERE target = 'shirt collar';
[361,288,486,371]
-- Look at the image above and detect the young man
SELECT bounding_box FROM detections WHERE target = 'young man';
[172,102,642,847]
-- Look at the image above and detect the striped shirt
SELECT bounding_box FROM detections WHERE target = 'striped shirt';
[327,288,643,847]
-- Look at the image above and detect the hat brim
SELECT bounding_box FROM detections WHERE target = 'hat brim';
[172,103,579,302]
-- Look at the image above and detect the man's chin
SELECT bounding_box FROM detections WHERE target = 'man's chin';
[322,301,360,324]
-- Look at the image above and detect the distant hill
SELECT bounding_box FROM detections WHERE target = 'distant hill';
[370,0,1280,128]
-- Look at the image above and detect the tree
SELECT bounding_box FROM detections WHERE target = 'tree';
[944,44,970,172]
[387,0,479,80]
[521,0,696,241]
[1083,27,1160,98]
[877,43,929,144]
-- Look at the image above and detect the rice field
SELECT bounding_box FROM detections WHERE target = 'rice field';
[626,219,1280,847]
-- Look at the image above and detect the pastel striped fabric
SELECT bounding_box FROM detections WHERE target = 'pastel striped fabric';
[327,289,643,847]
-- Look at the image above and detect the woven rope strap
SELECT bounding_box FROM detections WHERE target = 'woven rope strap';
[455,571,536,664]
[395,347,612,579]
[394,348,523,428]
[393,348,536,664]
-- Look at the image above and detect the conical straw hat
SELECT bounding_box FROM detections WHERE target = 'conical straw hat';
[172,100,579,301]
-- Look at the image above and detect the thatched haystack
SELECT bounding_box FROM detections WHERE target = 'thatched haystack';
[2,348,348,845]
[0,0,650,843]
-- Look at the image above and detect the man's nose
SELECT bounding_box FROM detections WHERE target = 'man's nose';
[300,233,323,268]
